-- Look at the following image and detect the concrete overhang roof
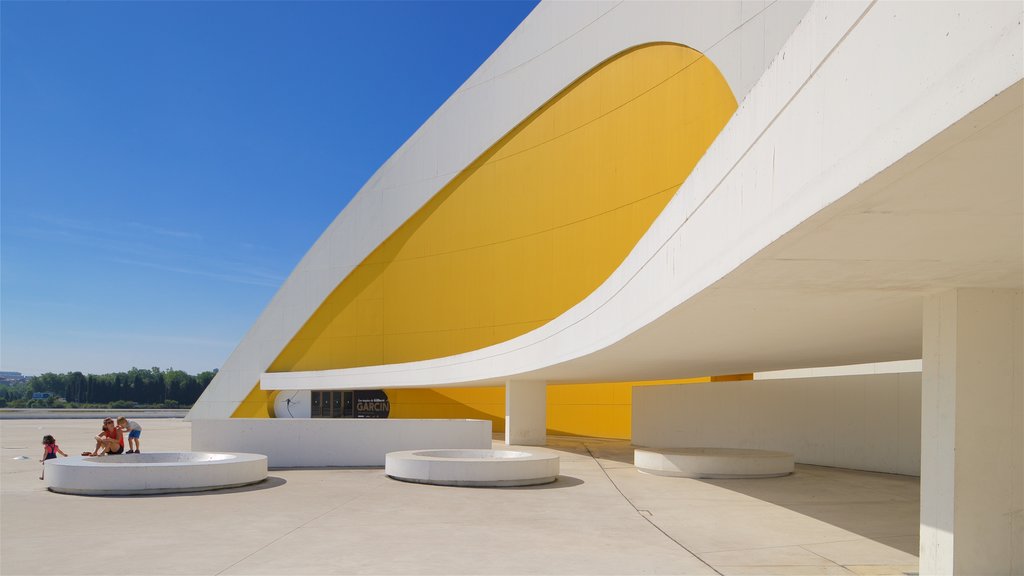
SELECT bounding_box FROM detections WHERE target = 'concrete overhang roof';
[262,5,1023,391]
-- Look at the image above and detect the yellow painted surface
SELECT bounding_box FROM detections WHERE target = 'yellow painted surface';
[233,385,276,419]
[387,377,738,440]
[388,387,505,425]
[233,43,736,419]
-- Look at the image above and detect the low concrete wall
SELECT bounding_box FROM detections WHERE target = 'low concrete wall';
[191,419,492,468]
[633,373,921,476]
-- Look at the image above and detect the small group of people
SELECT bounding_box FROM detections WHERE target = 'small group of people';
[39,416,143,480]
[84,416,143,457]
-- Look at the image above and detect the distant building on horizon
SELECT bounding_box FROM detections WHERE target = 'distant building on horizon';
[0,371,29,384]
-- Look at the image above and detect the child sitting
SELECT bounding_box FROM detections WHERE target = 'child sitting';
[84,418,124,456]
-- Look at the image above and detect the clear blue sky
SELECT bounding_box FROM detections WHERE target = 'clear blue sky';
[1,0,537,376]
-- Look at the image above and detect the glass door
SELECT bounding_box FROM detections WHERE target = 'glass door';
[311,391,323,417]
[311,391,353,418]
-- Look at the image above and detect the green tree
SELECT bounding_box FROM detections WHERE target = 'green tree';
[164,369,189,404]
[16,367,217,408]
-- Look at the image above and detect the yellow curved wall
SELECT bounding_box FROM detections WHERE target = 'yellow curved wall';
[233,43,737,420]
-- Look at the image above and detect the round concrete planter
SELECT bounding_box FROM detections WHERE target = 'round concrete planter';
[46,452,268,495]
[386,449,559,487]
[634,447,794,479]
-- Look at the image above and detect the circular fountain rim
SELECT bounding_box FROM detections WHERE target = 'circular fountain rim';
[408,449,535,460]
[46,451,268,496]
[385,448,560,487]
[52,451,261,467]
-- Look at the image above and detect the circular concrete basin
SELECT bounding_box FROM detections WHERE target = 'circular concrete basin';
[386,449,559,487]
[634,447,794,479]
[46,452,268,495]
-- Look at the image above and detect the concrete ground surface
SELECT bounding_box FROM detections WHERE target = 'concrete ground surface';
[1,418,919,576]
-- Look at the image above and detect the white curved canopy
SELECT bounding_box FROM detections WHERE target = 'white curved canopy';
[189,0,817,418]
[262,1,1023,392]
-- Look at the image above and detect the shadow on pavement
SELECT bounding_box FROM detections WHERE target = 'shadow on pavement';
[700,464,920,555]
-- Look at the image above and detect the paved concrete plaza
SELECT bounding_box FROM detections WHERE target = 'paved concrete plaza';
[1,419,918,575]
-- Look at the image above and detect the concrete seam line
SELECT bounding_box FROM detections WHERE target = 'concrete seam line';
[582,443,724,576]
[798,544,858,571]
[365,0,783,197]
[453,1,625,96]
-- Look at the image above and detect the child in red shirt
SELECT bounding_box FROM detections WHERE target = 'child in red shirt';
[40,434,67,480]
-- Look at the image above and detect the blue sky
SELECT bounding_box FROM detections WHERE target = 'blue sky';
[1,0,537,376]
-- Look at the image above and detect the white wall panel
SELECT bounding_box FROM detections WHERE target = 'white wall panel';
[191,419,492,468]
[632,373,923,476]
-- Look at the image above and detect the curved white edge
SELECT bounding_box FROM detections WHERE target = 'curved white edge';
[189,0,814,419]
[260,1,1024,392]
[45,452,269,496]
[385,449,560,487]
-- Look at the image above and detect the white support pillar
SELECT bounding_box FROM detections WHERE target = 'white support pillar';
[920,288,1023,575]
[505,380,547,446]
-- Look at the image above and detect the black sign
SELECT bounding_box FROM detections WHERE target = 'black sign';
[354,390,390,418]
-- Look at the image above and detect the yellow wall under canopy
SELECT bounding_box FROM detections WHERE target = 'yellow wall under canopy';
[233,42,739,431]
[388,375,752,440]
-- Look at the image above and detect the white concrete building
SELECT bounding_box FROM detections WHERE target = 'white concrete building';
[190,2,1023,573]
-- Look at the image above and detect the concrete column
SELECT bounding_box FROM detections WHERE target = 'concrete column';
[920,288,1023,575]
[505,380,546,446]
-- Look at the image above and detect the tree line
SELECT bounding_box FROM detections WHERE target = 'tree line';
[0,368,216,409]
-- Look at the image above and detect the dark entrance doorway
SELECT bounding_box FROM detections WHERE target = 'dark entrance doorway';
[310,390,353,418]
[310,390,389,418]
